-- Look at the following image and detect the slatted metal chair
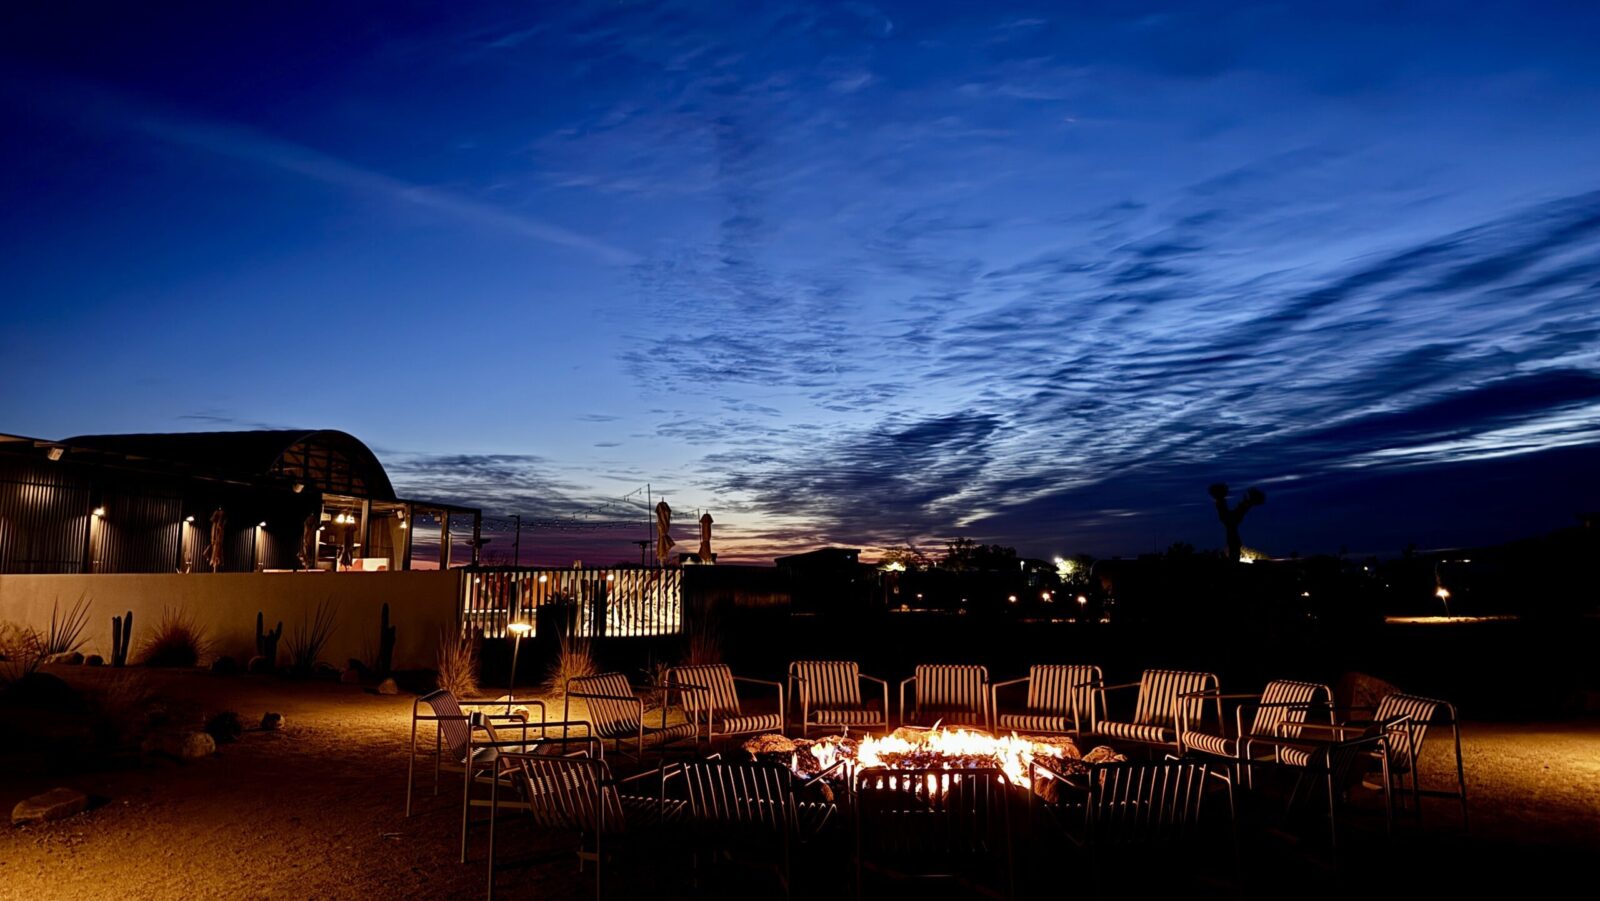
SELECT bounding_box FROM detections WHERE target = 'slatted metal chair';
[991,664,1103,735]
[899,664,991,730]
[1179,679,1332,785]
[789,660,890,737]
[667,664,786,744]
[564,671,701,759]
[1087,669,1221,751]
[1029,757,1235,892]
[489,740,684,900]
[1253,729,1391,854]
[674,757,839,898]
[406,689,582,863]
[853,766,1015,899]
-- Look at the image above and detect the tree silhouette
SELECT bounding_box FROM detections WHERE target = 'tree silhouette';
[1209,483,1266,563]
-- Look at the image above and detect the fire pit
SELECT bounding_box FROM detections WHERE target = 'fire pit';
[744,726,1126,792]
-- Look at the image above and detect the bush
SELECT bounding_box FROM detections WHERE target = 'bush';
[543,632,596,697]
[684,618,722,667]
[140,607,209,668]
[45,593,93,657]
[435,627,479,697]
[0,622,45,683]
[285,599,337,673]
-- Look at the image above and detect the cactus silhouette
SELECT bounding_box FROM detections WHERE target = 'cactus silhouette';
[256,611,284,668]
[1209,482,1266,563]
[110,611,133,667]
[377,603,396,677]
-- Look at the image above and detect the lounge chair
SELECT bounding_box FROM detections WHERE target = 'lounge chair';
[789,660,889,736]
[674,757,839,898]
[854,765,1014,899]
[1180,679,1332,784]
[1087,669,1221,751]
[991,664,1102,735]
[564,672,701,759]
[899,664,990,730]
[666,664,785,744]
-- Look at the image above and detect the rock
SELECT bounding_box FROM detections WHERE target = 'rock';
[210,656,238,674]
[339,668,362,685]
[260,712,284,732]
[12,788,88,825]
[181,731,216,759]
[44,652,85,665]
[1336,671,1402,713]
[376,677,399,695]
[246,656,272,675]
[313,661,339,679]
[204,711,243,743]
[85,655,105,667]
[142,730,217,761]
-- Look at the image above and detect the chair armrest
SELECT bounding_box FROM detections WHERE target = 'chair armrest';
[859,674,889,687]
[569,691,644,704]
[992,676,1030,692]
[733,675,784,689]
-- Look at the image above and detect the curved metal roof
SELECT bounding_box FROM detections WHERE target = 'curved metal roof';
[61,429,397,501]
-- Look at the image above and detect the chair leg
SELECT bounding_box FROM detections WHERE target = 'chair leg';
[405,716,417,817]
[460,767,473,864]
[486,774,499,901]
[1453,722,1470,832]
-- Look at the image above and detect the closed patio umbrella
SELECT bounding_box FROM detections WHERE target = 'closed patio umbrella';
[698,512,714,563]
[655,500,675,565]
[204,507,225,572]
[299,513,318,570]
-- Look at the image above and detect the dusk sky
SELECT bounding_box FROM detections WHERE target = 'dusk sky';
[3,1,1598,563]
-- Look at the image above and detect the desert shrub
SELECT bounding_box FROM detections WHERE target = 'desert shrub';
[640,657,673,712]
[285,599,337,673]
[683,617,722,667]
[140,607,209,668]
[0,622,45,682]
[543,632,596,697]
[45,593,93,657]
[435,627,480,697]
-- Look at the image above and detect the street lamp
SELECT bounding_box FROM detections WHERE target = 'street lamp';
[505,622,532,713]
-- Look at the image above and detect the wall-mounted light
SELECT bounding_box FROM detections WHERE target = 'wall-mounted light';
[538,574,548,584]
[258,521,267,528]
[46,446,65,461]
[399,522,408,530]
[292,483,305,494]
[185,515,195,523]
[92,506,106,518]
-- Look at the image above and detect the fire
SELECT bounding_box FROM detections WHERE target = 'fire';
[801,726,1078,790]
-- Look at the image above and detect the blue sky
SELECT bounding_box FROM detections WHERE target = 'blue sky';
[2,1,1598,562]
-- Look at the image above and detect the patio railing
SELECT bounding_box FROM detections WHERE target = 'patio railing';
[459,566,683,639]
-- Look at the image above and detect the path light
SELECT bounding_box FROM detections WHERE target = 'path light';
[505,622,533,713]
[92,506,105,517]
[185,515,195,523]
[1007,595,1017,603]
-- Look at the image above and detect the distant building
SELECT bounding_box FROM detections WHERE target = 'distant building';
[0,430,478,573]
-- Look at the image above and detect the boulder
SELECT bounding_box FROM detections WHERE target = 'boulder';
[84,655,105,667]
[210,656,238,675]
[246,656,273,675]
[12,788,88,826]
[142,730,217,761]
[44,652,85,666]
[339,668,362,685]
[376,677,399,695]
[260,712,284,732]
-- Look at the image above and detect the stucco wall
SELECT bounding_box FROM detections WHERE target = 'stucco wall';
[0,571,460,670]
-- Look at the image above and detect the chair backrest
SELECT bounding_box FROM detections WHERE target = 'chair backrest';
[515,753,627,834]
[792,660,863,708]
[1085,759,1211,847]
[855,766,1011,870]
[681,759,795,834]
[1374,693,1441,770]
[420,689,472,759]
[1248,680,1331,739]
[671,664,741,716]
[568,672,640,737]
[915,664,988,711]
[1133,670,1216,727]
[1026,664,1101,717]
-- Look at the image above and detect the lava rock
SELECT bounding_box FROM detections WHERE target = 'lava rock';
[339,668,362,685]
[12,788,88,826]
[376,677,399,695]
[85,655,105,667]
[246,655,273,675]
[210,655,238,674]
[260,712,284,732]
[204,711,243,743]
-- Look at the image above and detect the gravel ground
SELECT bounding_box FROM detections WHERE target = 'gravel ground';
[1,667,1595,899]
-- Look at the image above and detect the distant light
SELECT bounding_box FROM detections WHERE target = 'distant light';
[506,622,532,636]
[1077,595,1088,605]
[606,573,615,581]
[1007,595,1017,603]
[1041,591,1052,601]
[185,515,195,523]
[538,574,548,583]
[92,506,105,517]
[1435,587,1451,600]
[258,521,267,528]
[1300,591,1311,598]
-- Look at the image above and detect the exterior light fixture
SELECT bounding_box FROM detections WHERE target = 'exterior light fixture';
[400,522,408,530]
[258,521,267,528]
[538,574,548,583]
[185,515,195,523]
[1007,595,1018,603]
[1077,595,1088,605]
[92,506,106,517]
[46,446,65,461]
[506,622,532,636]
[605,573,615,581]
[292,483,305,494]
[1435,587,1451,600]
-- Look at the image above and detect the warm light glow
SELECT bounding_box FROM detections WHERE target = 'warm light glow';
[257,521,267,528]
[1076,595,1087,605]
[605,573,615,581]
[185,515,195,523]
[538,574,548,583]
[804,727,1073,790]
[1007,594,1017,603]
[1435,587,1452,600]
[1041,591,1051,601]
[46,446,65,461]
[92,506,105,517]
[1054,556,1077,580]
[506,622,532,635]
[880,560,906,572]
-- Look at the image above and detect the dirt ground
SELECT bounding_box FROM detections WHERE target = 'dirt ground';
[1,667,1596,900]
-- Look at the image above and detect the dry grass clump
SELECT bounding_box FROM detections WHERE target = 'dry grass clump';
[0,621,45,682]
[435,627,480,697]
[140,607,210,668]
[543,632,597,697]
[684,618,722,667]
[285,599,337,673]
[45,593,93,657]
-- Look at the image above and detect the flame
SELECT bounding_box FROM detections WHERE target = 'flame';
[805,726,1070,789]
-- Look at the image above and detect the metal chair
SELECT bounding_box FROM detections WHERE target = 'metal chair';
[489,739,683,900]
[789,660,889,737]
[667,664,785,744]
[563,671,701,758]
[899,664,991,730]
[1180,679,1333,785]
[992,664,1103,735]
[674,757,839,898]
[1087,669,1221,751]
[853,765,1015,899]
[1252,729,1392,855]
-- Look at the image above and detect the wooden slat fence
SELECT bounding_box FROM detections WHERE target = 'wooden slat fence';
[459,566,683,639]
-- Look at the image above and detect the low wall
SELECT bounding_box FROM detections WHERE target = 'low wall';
[0,571,460,670]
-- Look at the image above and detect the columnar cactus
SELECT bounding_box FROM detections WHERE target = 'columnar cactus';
[376,602,396,677]
[110,611,133,667]
[256,611,283,668]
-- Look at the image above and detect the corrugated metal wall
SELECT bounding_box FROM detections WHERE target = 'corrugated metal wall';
[0,460,91,573]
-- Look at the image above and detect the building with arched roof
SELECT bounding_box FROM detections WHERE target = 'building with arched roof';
[0,429,479,574]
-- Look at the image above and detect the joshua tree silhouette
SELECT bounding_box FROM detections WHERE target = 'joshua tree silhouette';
[1209,482,1265,563]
